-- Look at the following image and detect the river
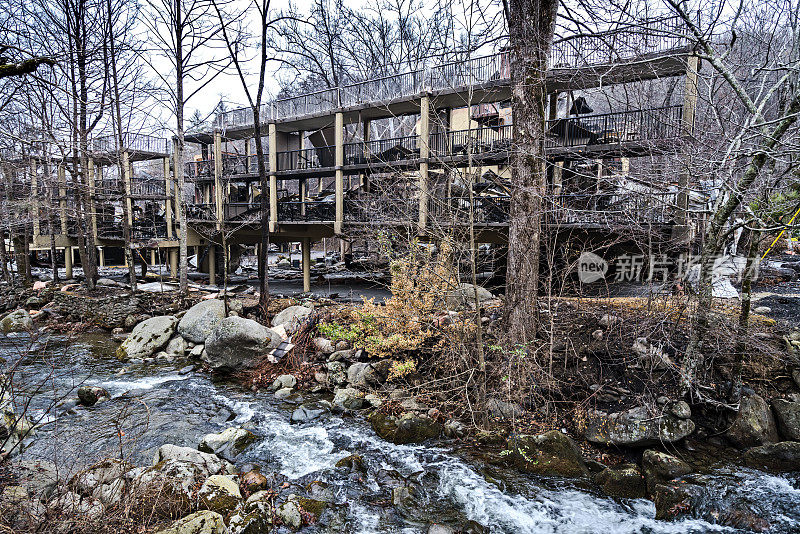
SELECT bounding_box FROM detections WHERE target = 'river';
[5,332,800,533]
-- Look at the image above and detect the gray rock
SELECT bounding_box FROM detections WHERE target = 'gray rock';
[271,374,297,391]
[12,459,58,501]
[726,394,779,448]
[154,510,228,534]
[313,337,334,354]
[1,309,34,334]
[347,362,383,388]
[580,406,695,447]
[77,385,110,407]
[199,474,241,514]
[772,399,800,441]
[328,349,354,362]
[189,344,205,358]
[444,283,494,309]
[370,411,442,444]
[72,458,131,495]
[276,500,302,529]
[743,441,800,471]
[753,306,772,314]
[178,299,226,343]
[667,401,692,420]
[642,449,692,493]
[333,387,364,409]
[291,403,326,424]
[505,430,589,478]
[165,335,187,356]
[229,491,273,533]
[486,397,524,420]
[274,387,293,400]
[595,464,646,498]
[203,316,281,372]
[116,315,178,360]
[271,305,312,334]
[152,444,234,476]
[198,427,257,460]
[326,361,348,387]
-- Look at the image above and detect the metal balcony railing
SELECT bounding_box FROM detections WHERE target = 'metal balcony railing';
[277,147,330,171]
[214,16,687,129]
[91,133,172,155]
[278,201,335,222]
[430,125,514,158]
[545,105,683,148]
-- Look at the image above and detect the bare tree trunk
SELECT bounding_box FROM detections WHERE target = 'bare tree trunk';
[503,0,558,345]
[0,229,9,283]
[254,112,270,318]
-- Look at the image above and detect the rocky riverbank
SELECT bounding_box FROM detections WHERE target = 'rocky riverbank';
[2,278,800,532]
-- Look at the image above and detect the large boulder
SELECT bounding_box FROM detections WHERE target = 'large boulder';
[370,412,442,444]
[178,300,226,343]
[152,444,234,476]
[132,459,207,514]
[203,317,281,372]
[772,399,800,441]
[743,441,800,472]
[505,431,589,478]
[116,315,178,360]
[0,309,33,334]
[12,460,58,501]
[271,305,312,334]
[198,427,257,460]
[444,283,494,309]
[333,387,364,410]
[198,475,241,514]
[71,458,131,495]
[579,406,695,447]
[154,510,228,534]
[725,394,779,448]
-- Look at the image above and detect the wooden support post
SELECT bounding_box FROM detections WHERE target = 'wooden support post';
[214,130,223,230]
[64,246,72,279]
[164,156,173,239]
[334,112,344,233]
[418,94,430,231]
[302,237,311,293]
[208,245,216,286]
[30,158,39,237]
[300,131,306,216]
[269,123,278,232]
[88,158,97,240]
[361,119,370,190]
[122,151,133,226]
[169,248,178,278]
[58,164,67,235]
[673,54,700,244]
[99,246,105,267]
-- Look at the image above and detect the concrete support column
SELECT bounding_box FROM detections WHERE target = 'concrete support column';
[122,151,133,227]
[169,248,178,278]
[268,123,278,232]
[302,237,311,293]
[64,246,73,279]
[418,94,431,231]
[88,158,97,240]
[208,245,216,286]
[213,130,223,230]
[673,54,700,245]
[150,249,157,267]
[334,112,344,234]
[99,247,105,268]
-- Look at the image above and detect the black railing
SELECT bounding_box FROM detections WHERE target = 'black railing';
[430,125,514,158]
[185,159,213,179]
[276,147,329,171]
[345,197,419,223]
[545,105,683,148]
[278,201,335,222]
[429,196,511,224]
[186,203,215,221]
[344,135,419,165]
[547,192,676,226]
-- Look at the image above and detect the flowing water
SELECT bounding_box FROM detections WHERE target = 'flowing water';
[4,332,800,533]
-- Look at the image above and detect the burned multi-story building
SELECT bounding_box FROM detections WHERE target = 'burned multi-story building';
[2,15,700,289]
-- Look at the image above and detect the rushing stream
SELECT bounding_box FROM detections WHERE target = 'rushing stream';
[5,332,800,533]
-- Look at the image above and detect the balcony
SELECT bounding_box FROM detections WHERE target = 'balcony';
[214,16,687,128]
